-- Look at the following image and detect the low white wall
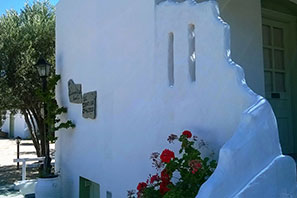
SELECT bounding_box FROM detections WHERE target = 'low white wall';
[1,112,30,139]
[1,113,10,134]
[14,114,30,139]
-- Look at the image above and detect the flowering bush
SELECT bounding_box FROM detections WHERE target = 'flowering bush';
[128,130,217,198]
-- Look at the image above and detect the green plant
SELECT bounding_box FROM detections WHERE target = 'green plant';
[128,131,217,198]
[37,74,75,177]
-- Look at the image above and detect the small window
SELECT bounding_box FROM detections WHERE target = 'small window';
[168,32,174,87]
[188,24,196,82]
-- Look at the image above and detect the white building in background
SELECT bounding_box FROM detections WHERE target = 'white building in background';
[55,0,297,197]
[1,112,30,139]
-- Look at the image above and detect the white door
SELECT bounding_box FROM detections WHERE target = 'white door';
[262,18,294,154]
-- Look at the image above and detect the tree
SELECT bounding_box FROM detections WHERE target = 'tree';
[0,0,74,176]
[0,110,6,129]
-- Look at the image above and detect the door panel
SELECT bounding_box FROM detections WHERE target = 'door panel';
[262,18,294,154]
[277,118,293,153]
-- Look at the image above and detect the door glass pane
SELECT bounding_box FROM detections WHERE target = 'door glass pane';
[262,25,271,45]
[264,71,273,92]
[275,72,286,92]
[274,49,285,70]
[273,27,284,48]
[263,48,272,68]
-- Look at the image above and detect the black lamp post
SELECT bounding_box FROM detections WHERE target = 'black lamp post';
[15,136,22,170]
[35,58,51,175]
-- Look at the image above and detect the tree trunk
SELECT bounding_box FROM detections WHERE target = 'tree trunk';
[23,109,41,157]
[27,109,42,157]
[31,108,46,157]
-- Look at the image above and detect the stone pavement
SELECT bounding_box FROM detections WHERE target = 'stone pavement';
[0,184,23,198]
[0,139,38,167]
[0,139,54,197]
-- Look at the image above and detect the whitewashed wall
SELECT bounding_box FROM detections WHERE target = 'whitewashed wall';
[56,0,296,197]
[56,0,155,197]
[1,112,30,139]
[13,113,30,139]
[1,114,10,134]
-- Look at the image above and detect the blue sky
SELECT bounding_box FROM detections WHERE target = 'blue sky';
[0,0,59,16]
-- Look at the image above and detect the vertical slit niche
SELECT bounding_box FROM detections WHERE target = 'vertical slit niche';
[188,24,196,82]
[168,32,174,86]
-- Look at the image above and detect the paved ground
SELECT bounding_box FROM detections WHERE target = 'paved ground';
[0,139,39,167]
[0,138,55,197]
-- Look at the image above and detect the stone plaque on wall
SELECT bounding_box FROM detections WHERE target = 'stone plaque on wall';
[82,91,97,119]
[68,79,82,104]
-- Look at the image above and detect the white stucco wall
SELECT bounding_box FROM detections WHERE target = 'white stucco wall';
[56,0,296,197]
[56,0,155,197]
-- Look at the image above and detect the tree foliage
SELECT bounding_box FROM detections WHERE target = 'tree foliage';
[0,0,74,176]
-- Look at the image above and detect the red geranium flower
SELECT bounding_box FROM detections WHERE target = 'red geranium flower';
[137,182,147,191]
[160,181,170,194]
[189,160,202,174]
[182,130,192,138]
[160,149,175,163]
[161,169,171,183]
[150,174,160,184]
